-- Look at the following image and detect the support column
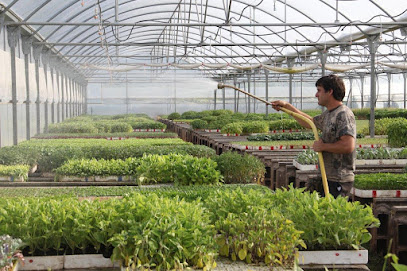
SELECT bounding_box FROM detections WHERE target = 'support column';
[22,35,32,140]
[247,73,251,113]
[65,75,69,119]
[214,89,217,110]
[287,58,295,105]
[367,35,380,138]
[318,50,328,76]
[7,26,19,145]
[387,73,391,108]
[237,82,240,112]
[222,85,226,110]
[360,74,365,109]
[56,69,61,122]
[404,72,407,109]
[347,77,353,108]
[253,71,256,113]
[33,44,42,134]
[233,76,237,113]
[84,84,88,114]
[42,49,50,133]
[61,72,65,121]
[49,63,55,124]
[265,70,269,116]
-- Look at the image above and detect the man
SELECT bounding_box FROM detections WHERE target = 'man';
[271,74,356,198]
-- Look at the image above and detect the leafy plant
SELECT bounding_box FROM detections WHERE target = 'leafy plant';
[167,112,181,120]
[221,123,243,134]
[241,121,269,134]
[207,188,303,268]
[269,119,302,131]
[354,173,407,190]
[214,151,265,184]
[0,165,30,181]
[269,186,380,250]
[109,122,133,133]
[190,119,208,130]
[387,118,407,147]
[295,150,318,165]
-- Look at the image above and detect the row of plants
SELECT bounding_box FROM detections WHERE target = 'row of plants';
[295,148,407,165]
[0,138,215,172]
[248,132,365,142]
[235,137,388,147]
[0,184,266,199]
[33,132,178,139]
[358,117,406,136]
[0,186,379,269]
[55,154,222,185]
[48,118,166,134]
[190,119,303,134]
[354,173,407,190]
[54,151,265,185]
[169,108,407,122]
[0,165,30,181]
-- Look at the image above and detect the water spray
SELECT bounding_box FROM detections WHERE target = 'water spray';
[218,83,330,198]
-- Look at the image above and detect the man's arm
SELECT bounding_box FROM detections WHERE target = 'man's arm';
[271,100,314,129]
[313,135,355,154]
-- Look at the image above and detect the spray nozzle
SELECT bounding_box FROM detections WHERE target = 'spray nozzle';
[217,83,225,89]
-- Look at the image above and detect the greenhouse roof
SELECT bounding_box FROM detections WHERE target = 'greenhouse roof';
[1,0,407,82]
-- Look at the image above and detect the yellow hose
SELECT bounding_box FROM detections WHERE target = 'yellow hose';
[217,83,330,197]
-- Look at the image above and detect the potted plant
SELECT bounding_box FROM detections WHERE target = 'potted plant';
[0,235,24,271]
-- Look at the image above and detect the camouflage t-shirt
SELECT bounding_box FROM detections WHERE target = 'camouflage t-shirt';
[313,104,356,182]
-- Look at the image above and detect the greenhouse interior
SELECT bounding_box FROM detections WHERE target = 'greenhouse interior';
[1,0,407,270]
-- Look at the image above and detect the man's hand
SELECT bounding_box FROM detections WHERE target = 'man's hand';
[271,100,287,111]
[313,139,325,152]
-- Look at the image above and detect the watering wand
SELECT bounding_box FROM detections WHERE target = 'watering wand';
[217,83,330,198]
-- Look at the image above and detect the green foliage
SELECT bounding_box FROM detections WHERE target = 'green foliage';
[211,109,233,116]
[109,194,217,270]
[207,117,235,130]
[241,121,269,134]
[352,108,370,120]
[180,111,199,119]
[387,118,407,147]
[354,173,407,190]
[295,150,319,165]
[54,158,139,178]
[0,139,215,172]
[0,195,217,270]
[167,112,181,120]
[244,113,264,121]
[269,187,380,250]
[248,132,315,141]
[221,123,243,134]
[269,119,303,131]
[357,147,401,160]
[190,119,208,130]
[368,108,407,119]
[359,117,406,136]
[0,165,29,181]
[0,146,39,166]
[34,132,177,139]
[214,152,265,184]
[136,154,222,185]
[207,188,303,267]
[109,122,133,133]
[127,120,166,130]
[48,122,99,134]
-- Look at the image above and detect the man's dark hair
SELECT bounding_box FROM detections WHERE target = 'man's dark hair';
[315,74,346,101]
